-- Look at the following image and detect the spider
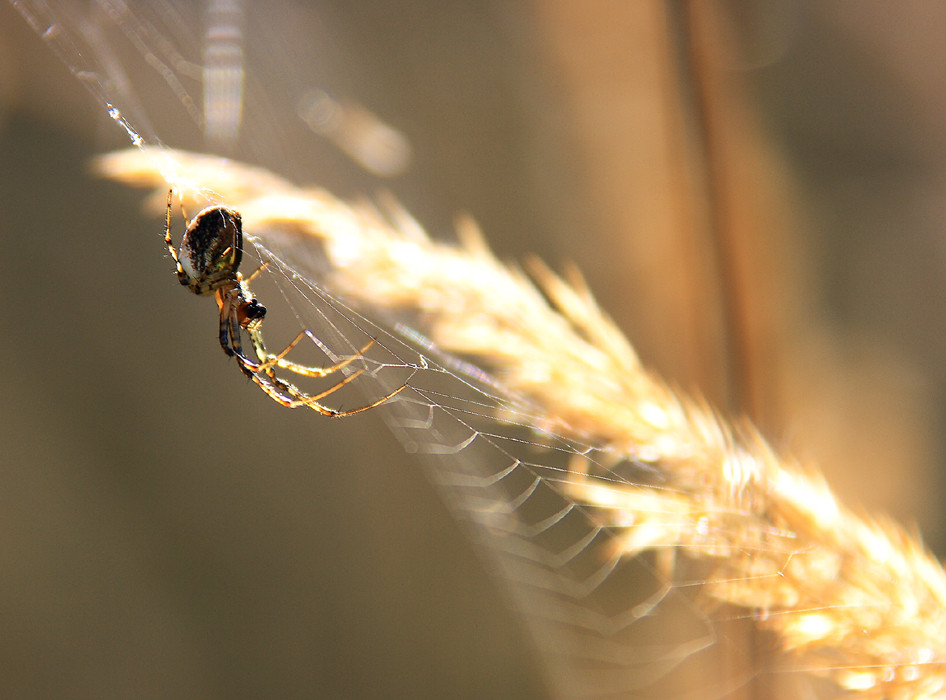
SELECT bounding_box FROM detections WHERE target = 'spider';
[164,189,407,416]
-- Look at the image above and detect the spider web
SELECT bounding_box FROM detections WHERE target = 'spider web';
[242,229,781,699]
[8,2,832,697]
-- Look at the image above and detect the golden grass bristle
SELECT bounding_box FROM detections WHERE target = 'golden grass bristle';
[97,147,946,698]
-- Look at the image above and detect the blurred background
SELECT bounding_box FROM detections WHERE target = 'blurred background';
[1,1,945,697]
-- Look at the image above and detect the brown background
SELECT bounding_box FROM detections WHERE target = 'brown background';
[1,2,945,697]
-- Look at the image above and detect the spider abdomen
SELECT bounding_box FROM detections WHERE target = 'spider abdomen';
[179,205,244,295]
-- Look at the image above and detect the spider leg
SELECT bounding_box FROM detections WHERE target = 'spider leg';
[254,331,378,379]
[164,190,189,287]
[232,336,361,414]
[245,365,410,417]
[220,285,411,416]
[230,314,261,376]
[259,359,367,407]
[244,371,340,416]
[240,323,412,416]
[217,292,236,358]
[323,381,410,417]
[216,288,262,378]
[242,261,270,284]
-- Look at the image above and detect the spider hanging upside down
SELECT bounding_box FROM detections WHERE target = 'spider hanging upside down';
[163,190,407,416]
